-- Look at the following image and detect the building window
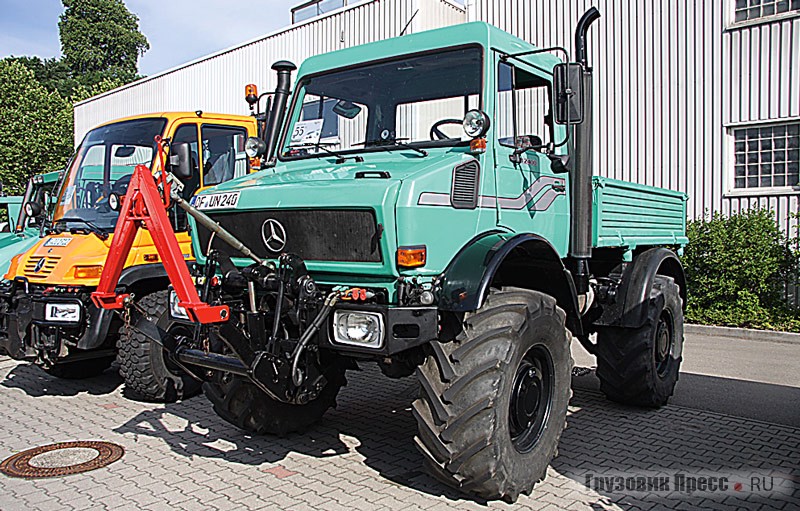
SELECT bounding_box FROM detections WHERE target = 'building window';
[733,123,800,189]
[734,0,800,23]
[292,0,346,23]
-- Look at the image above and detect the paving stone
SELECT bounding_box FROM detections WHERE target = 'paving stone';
[0,358,797,511]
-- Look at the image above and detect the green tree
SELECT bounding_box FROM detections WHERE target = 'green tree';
[4,56,78,97]
[0,60,73,193]
[59,0,149,87]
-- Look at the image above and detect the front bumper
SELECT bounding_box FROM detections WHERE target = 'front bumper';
[0,278,115,361]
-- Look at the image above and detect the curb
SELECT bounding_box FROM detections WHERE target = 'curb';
[686,324,800,345]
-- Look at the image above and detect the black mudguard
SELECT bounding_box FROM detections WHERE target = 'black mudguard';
[593,247,686,329]
[437,231,583,336]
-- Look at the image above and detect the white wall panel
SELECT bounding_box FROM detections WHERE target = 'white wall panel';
[74,0,465,144]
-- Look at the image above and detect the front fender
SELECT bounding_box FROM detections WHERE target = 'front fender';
[437,232,582,335]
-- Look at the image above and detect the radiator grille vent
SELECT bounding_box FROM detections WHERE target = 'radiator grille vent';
[23,256,61,279]
[451,160,480,209]
[196,209,382,263]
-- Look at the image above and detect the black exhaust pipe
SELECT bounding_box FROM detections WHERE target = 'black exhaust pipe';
[570,7,600,296]
[263,60,297,164]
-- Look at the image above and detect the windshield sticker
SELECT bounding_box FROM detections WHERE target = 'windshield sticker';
[60,185,75,205]
[44,237,72,247]
[192,191,241,210]
[291,119,324,146]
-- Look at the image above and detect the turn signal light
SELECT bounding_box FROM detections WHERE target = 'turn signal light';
[143,254,159,262]
[397,246,426,268]
[469,137,487,154]
[73,265,103,279]
[4,254,22,279]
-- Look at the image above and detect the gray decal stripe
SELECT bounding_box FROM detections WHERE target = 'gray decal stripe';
[418,176,566,211]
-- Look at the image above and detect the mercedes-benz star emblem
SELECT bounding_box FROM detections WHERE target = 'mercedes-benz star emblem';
[33,258,46,273]
[261,219,287,253]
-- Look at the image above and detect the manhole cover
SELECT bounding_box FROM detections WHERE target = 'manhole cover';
[0,441,124,478]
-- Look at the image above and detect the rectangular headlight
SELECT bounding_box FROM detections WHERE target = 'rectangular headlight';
[333,311,384,348]
[44,302,82,323]
[169,289,190,321]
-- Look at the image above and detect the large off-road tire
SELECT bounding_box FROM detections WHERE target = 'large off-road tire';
[118,290,202,403]
[413,288,573,503]
[42,356,115,379]
[204,359,347,436]
[595,275,684,407]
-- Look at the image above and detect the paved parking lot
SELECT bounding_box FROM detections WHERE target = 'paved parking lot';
[0,351,798,511]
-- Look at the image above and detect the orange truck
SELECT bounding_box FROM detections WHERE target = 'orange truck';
[0,112,257,401]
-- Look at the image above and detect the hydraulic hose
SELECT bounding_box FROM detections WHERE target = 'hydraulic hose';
[290,292,340,386]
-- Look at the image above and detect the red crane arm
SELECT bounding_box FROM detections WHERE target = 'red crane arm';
[90,163,230,324]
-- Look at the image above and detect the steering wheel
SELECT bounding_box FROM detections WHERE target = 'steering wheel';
[430,119,463,140]
[111,174,132,195]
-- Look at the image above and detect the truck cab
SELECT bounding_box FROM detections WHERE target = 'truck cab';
[0,171,62,275]
[0,112,256,400]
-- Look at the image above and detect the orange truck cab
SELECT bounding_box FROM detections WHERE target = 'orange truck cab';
[0,112,256,399]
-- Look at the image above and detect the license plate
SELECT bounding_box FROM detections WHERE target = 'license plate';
[44,237,72,247]
[44,303,81,322]
[191,192,240,210]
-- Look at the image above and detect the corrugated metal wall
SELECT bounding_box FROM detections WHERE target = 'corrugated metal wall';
[466,0,799,236]
[74,0,465,144]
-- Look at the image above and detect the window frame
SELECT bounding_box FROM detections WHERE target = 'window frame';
[725,0,800,29]
[724,118,800,197]
[200,123,249,186]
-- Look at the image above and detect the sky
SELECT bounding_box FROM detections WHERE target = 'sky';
[0,0,301,75]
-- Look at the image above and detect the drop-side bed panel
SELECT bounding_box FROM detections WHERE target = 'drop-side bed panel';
[591,177,688,249]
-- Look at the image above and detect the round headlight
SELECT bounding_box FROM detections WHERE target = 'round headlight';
[108,192,121,212]
[245,136,267,158]
[463,109,491,139]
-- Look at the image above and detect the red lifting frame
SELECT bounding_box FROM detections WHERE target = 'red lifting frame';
[90,159,230,324]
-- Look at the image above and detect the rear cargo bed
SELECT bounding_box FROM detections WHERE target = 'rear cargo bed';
[592,177,688,250]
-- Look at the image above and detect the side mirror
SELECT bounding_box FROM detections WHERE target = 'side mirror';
[169,142,193,179]
[24,201,43,218]
[553,63,585,125]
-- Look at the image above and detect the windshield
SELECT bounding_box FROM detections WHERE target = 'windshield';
[281,46,482,160]
[53,118,166,231]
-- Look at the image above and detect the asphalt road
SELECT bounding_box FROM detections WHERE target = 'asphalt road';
[571,327,800,427]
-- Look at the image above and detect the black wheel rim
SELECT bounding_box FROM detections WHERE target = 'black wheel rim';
[509,346,554,453]
[654,310,674,377]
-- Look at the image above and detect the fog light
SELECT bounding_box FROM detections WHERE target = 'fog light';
[169,289,189,320]
[333,311,384,348]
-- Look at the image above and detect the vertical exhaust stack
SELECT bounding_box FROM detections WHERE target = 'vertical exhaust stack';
[570,7,601,297]
[263,60,297,164]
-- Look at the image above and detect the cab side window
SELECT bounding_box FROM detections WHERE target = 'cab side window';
[172,124,200,199]
[201,125,248,186]
[497,62,554,152]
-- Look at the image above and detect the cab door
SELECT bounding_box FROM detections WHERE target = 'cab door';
[492,58,570,255]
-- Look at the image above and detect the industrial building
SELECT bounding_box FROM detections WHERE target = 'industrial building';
[74,0,800,231]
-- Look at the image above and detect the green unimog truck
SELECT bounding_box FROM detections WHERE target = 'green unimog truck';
[94,9,688,502]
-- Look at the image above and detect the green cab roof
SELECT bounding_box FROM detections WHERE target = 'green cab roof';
[296,21,564,79]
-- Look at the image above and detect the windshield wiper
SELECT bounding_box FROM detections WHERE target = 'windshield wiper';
[54,217,109,240]
[356,139,428,157]
[288,143,364,164]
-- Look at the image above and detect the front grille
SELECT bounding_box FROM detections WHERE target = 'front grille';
[23,256,61,278]
[451,160,480,209]
[196,209,382,263]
